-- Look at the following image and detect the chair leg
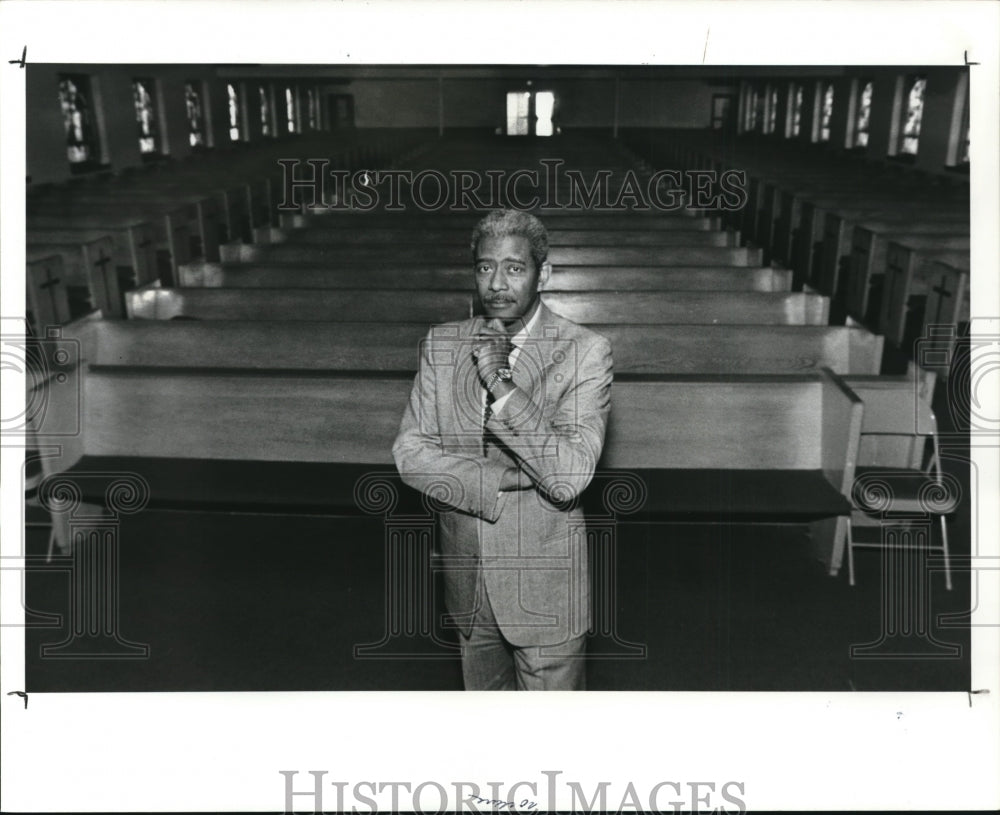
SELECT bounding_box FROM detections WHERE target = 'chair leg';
[46,526,57,564]
[939,514,952,591]
[847,524,856,586]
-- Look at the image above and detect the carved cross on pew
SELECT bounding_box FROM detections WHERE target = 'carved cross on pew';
[93,248,116,313]
[38,265,63,323]
[28,255,71,330]
[928,277,954,325]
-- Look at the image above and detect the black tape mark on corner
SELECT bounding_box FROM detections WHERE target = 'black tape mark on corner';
[968,689,989,707]
[7,691,28,709]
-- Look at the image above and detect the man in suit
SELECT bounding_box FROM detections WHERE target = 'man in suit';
[392,209,613,690]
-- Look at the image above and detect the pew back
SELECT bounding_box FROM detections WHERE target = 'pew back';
[253,243,763,267]
[65,319,884,376]
[34,367,860,487]
[178,262,792,293]
[124,287,830,326]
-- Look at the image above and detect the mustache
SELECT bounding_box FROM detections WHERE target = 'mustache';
[484,298,516,304]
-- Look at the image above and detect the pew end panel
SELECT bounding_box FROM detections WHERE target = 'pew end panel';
[919,263,969,379]
[848,328,885,375]
[811,368,865,575]
[26,254,71,334]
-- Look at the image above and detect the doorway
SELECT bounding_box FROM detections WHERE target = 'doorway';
[506,90,557,136]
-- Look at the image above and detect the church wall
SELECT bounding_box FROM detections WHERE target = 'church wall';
[348,77,725,131]
[28,64,227,185]
[26,66,971,186]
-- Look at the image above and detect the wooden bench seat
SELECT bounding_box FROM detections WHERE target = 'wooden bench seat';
[124,286,829,325]
[177,262,792,292]
[254,243,763,267]
[65,318,884,376]
[33,367,862,576]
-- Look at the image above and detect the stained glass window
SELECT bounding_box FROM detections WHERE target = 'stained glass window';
[307,88,318,130]
[900,75,926,155]
[228,84,241,141]
[766,85,778,134]
[855,80,872,148]
[58,73,100,166]
[132,78,159,154]
[259,85,272,137]
[745,88,759,131]
[791,84,803,136]
[185,81,205,148]
[819,83,834,142]
[285,87,296,133]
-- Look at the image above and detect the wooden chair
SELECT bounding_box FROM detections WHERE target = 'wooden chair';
[846,375,956,590]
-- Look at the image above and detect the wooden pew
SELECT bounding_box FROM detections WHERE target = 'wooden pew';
[282,213,723,232]
[46,189,223,263]
[124,287,829,326]
[786,197,966,287]
[66,319,884,376]
[26,235,121,319]
[913,262,969,380]
[26,203,191,285]
[880,242,971,348]
[177,262,793,293]
[286,228,737,248]
[26,218,158,288]
[740,173,965,264]
[26,254,71,334]
[821,214,968,320]
[249,243,764,267]
[33,365,862,577]
[841,227,969,327]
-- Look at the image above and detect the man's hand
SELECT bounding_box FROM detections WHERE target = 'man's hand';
[472,318,513,386]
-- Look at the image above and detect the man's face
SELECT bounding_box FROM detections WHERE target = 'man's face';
[474,234,551,321]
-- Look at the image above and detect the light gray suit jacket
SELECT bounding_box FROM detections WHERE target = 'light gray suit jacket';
[392,302,613,647]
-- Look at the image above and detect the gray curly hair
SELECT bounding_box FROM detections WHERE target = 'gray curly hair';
[470,209,549,270]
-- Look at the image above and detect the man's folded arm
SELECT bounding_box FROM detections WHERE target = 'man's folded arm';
[392,331,509,522]
[487,335,613,501]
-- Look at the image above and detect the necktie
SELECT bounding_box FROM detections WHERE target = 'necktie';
[482,335,515,457]
[482,386,495,457]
